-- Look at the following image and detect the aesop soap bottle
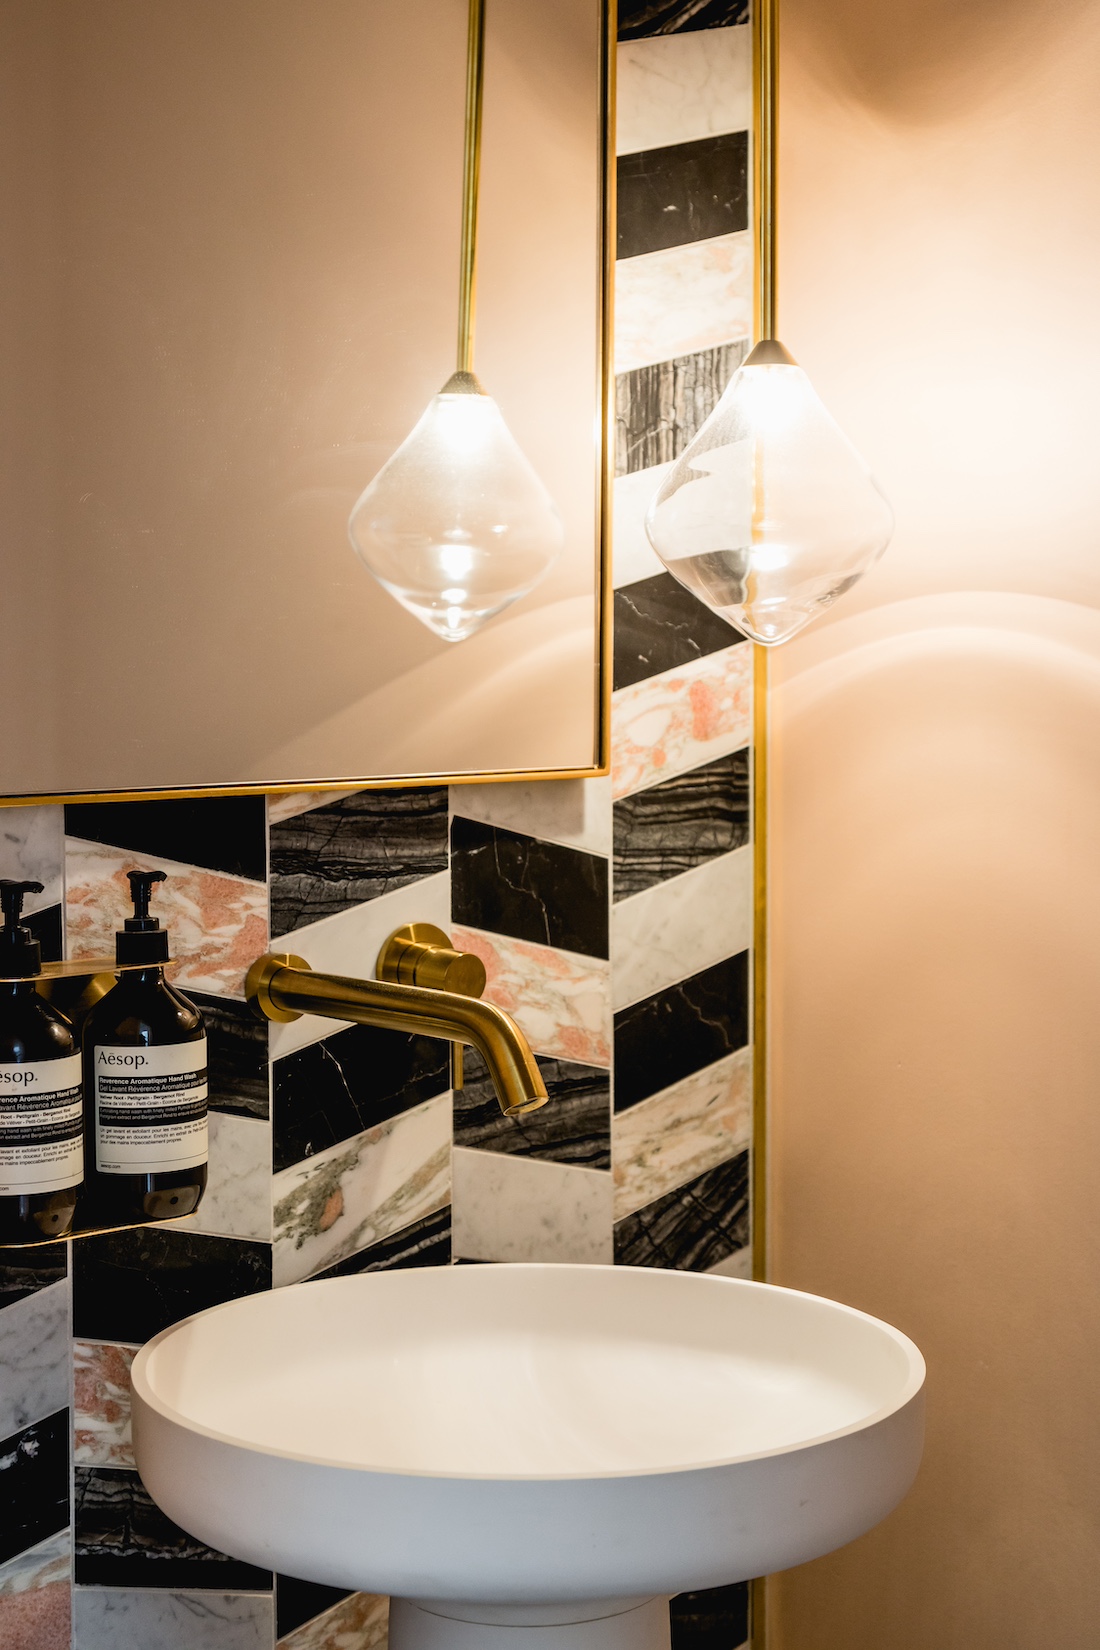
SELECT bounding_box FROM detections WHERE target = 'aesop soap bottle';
[0,880,83,1243]
[83,869,208,1223]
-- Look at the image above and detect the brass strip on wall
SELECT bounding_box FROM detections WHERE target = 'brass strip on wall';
[751,1,777,1645]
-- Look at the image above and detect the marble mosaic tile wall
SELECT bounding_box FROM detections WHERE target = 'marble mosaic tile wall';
[0,5,754,1649]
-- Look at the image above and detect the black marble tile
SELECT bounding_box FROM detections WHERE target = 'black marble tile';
[312,1206,451,1279]
[74,1466,271,1591]
[613,749,750,900]
[455,1050,611,1169]
[450,816,609,960]
[273,1023,449,1173]
[25,903,62,964]
[0,1410,69,1565]
[64,797,267,883]
[0,1244,67,1314]
[617,131,748,261]
[614,951,749,1112]
[190,991,269,1120]
[269,788,449,937]
[72,1227,271,1345]
[277,1576,353,1639]
[618,0,748,39]
[614,1151,749,1270]
[671,1583,750,1650]
[614,574,744,693]
[615,340,747,476]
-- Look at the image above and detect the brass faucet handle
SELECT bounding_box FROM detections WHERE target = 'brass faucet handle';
[376,924,487,999]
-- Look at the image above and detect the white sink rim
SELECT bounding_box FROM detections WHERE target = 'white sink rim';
[131,1263,924,1482]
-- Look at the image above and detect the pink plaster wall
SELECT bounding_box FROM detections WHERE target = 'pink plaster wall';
[768,2,1100,1644]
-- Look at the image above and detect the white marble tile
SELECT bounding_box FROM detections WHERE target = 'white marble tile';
[267,789,362,826]
[0,1280,69,1437]
[612,846,752,1011]
[0,1528,70,1593]
[278,1591,388,1650]
[0,806,64,915]
[74,1340,138,1468]
[613,465,672,590]
[65,839,267,1000]
[451,926,611,1068]
[166,1112,272,1244]
[613,1048,751,1221]
[273,1091,451,1287]
[709,1244,753,1280]
[452,1148,613,1264]
[450,777,612,858]
[267,870,452,1061]
[73,1589,274,1650]
[617,25,751,155]
[612,643,753,800]
[615,233,751,375]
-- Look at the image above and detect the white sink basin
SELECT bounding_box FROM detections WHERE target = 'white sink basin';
[131,1265,924,1650]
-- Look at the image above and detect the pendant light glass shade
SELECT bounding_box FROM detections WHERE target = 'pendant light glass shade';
[644,341,894,646]
[348,371,564,643]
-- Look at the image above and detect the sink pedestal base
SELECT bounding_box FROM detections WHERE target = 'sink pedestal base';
[390,1598,670,1650]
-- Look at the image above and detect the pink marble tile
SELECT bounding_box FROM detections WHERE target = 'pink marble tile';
[0,1582,70,1650]
[65,839,268,999]
[74,1340,138,1468]
[452,927,611,1068]
[277,1590,388,1650]
[611,644,753,800]
[614,233,751,375]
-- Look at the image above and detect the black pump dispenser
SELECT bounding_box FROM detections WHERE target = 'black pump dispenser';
[83,867,207,1224]
[0,880,82,1243]
[116,870,170,965]
[0,880,45,978]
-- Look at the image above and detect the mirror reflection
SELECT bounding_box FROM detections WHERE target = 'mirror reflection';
[0,0,606,797]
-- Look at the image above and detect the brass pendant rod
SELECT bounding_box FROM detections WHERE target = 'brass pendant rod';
[753,0,779,340]
[456,0,487,374]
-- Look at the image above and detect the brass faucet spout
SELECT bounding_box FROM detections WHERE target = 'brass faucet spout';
[245,953,547,1117]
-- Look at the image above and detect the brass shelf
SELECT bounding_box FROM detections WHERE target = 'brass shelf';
[0,1210,197,1250]
[0,956,178,985]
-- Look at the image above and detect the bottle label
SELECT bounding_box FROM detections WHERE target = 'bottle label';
[0,1054,84,1196]
[94,1040,208,1175]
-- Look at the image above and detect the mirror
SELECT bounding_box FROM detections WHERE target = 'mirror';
[0,0,608,798]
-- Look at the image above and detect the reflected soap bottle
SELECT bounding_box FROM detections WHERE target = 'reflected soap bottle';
[0,880,83,1244]
[83,869,208,1223]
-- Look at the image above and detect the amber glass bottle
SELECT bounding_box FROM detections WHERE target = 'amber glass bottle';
[82,870,208,1223]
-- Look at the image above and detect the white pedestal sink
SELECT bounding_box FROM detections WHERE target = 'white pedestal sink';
[130,1265,924,1650]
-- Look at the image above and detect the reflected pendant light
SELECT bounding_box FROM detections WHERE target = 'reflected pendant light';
[644,0,893,647]
[348,0,564,643]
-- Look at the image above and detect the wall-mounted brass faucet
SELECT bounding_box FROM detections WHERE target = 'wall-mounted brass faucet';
[245,924,548,1118]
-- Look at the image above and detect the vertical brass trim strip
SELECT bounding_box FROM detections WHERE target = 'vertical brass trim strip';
[457,0,487,373]
[598,0,617,773]
[751,643,769,1291]
[751,2,777,1644]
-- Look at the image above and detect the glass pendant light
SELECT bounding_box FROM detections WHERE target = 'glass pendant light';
[348,0,563,643]
[643,1,893,648]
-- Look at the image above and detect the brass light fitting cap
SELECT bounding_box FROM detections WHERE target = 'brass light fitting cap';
[439,370,487,396]
[743,338,797,367]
